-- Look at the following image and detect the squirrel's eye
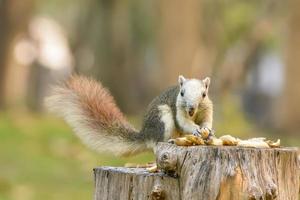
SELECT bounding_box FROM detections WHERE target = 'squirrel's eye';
[180,91,184,97]
[202,93,206,98]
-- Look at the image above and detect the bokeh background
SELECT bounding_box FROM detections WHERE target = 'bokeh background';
[0,0,299,199]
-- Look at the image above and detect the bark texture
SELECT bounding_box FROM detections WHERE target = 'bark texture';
[94,167,180,200]
[94,143,299,200]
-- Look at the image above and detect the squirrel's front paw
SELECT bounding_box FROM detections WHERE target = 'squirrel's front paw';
[199,127,214,139]
[192,126,202,137]
[192,126,215,139]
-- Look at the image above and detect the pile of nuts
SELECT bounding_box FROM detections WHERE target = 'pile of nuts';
[168,130,280,148]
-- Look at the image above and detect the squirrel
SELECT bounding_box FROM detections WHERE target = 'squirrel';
[45,75,213,156]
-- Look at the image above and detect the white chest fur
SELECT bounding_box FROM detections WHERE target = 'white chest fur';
[158,104,175,141]
[176,108,197,134]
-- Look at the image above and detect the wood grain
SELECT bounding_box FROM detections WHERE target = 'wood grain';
[94,143,299,200]
[94,167,180,200]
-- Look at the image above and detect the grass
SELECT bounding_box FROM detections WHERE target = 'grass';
[0,112,154,200]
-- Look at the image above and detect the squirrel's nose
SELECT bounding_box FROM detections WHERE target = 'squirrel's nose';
[188,107,195,117]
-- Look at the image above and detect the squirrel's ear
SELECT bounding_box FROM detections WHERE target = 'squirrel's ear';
[178,75,186,87]
[203,77,210,90]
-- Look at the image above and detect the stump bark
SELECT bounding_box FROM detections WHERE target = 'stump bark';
[94,143,299,200]
[94,167,180,200]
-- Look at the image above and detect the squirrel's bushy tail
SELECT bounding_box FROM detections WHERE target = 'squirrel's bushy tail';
[45,75,146,156]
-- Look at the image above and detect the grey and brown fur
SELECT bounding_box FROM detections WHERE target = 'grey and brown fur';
[45,75,213,156]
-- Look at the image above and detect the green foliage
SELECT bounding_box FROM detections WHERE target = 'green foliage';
[222,2,257,46]
[214,96,254,138]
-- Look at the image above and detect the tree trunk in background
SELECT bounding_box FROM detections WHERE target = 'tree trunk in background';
[0,0,10,110]
[157,0,208,88]
[280,0,300,131]
[106,0,143,113]
[0,0,34,110]
[73,0,146,114]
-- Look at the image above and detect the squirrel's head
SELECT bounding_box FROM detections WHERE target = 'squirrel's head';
[177,75,210,118]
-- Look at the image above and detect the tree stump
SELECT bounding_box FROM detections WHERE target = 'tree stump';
[94,167,180,200]
[94,143,299,200]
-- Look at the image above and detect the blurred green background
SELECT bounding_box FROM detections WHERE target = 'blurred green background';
[0,0,299,199]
